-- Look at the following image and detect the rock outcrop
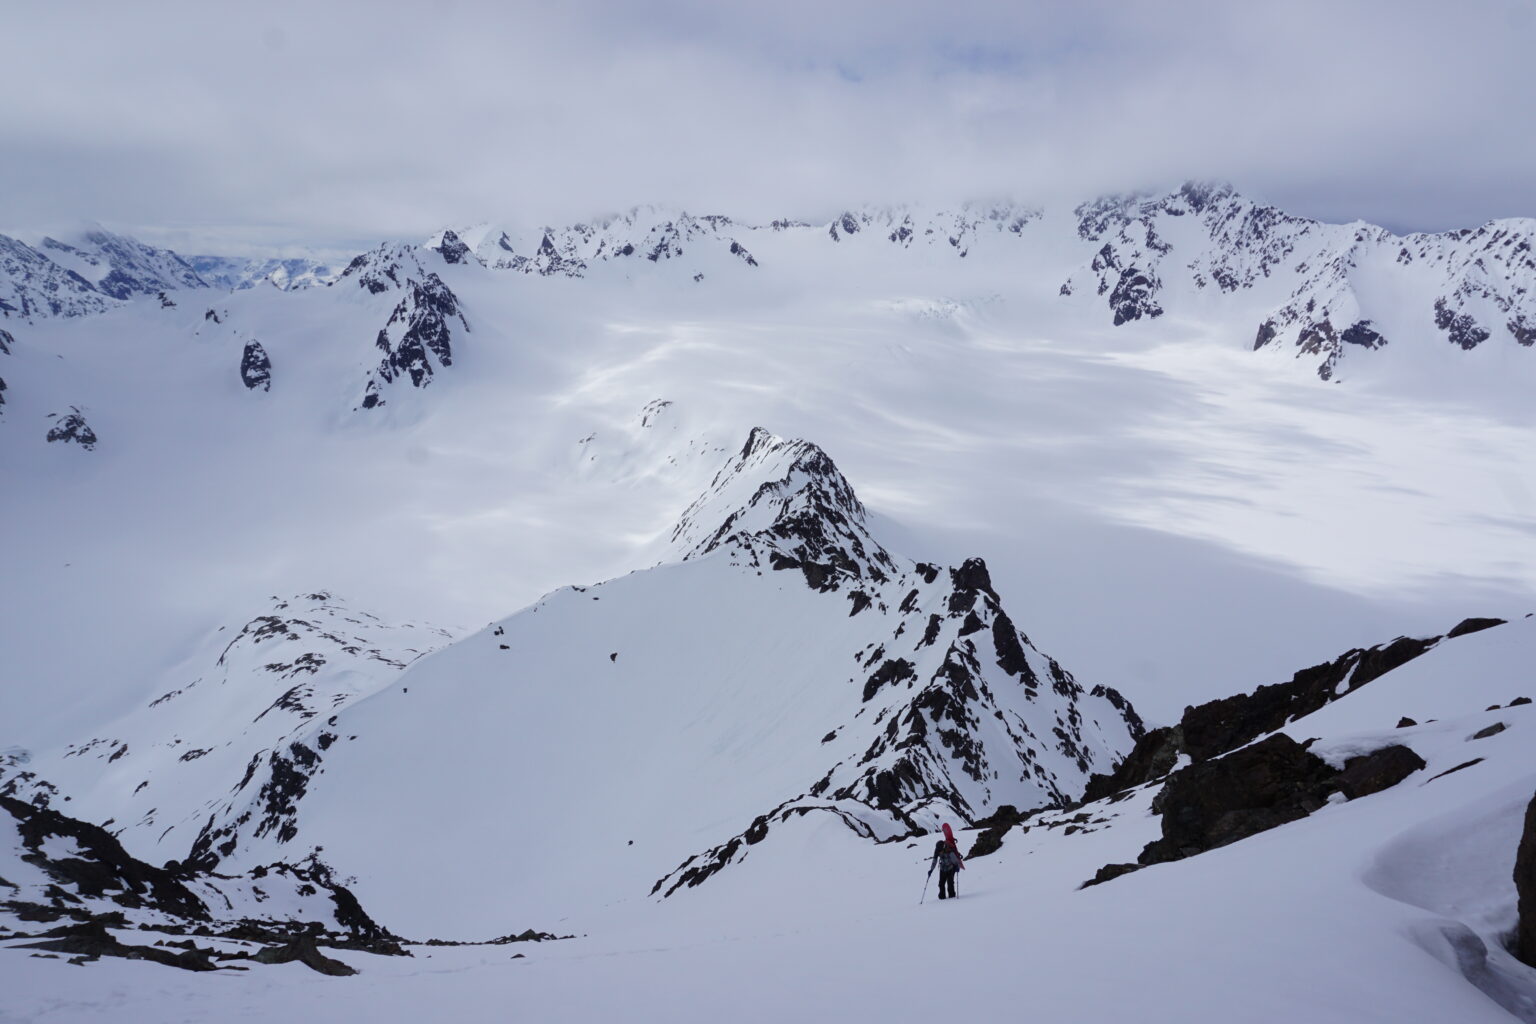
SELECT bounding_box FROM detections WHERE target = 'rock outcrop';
[0,793,401,973]
[1517,791,1536,967]
[1083,622,1496,801]
[45,407,97,449]
[240,341,272,391]
[1332,745,1426,800]
[359,273,468,409]
[1138,735,1337,864]
[647,429,1145,896]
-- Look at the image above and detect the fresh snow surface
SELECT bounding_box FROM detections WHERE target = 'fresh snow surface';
[4,186,1536,1021]
[4,191,1534,747]
[5,618,1535,1022]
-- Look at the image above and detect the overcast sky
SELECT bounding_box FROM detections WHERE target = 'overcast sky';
[5,0,1535,253]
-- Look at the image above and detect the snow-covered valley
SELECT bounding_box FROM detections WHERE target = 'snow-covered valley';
[3,186,1536,1021]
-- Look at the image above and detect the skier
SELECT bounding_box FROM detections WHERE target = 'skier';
[929,838,963,900]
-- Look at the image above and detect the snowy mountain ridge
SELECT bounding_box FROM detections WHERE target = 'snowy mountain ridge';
[7,185,1536,381]
[2,427,1144,939]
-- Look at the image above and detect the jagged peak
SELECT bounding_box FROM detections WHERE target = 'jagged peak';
[668,427,895,585]
[337,241,443,295]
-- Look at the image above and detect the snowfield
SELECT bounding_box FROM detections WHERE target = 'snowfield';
[3,187,1535,1021]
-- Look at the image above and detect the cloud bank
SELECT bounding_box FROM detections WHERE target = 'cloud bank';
[4,0,1534,250]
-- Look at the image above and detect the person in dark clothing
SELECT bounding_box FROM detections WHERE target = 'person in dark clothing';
[930,839,962,899]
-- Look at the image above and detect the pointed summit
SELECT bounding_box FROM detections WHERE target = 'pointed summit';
[669,427,897,589]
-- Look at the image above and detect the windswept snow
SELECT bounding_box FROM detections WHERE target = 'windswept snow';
[4,185,1536,1021]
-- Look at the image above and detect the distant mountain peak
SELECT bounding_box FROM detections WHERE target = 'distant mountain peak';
[670,427,897,588]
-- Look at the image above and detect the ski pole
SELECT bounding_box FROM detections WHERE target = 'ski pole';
[920,866,933,905]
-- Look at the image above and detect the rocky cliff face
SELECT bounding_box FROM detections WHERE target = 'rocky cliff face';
[358,272,468,410]
[1517,791,1536,968]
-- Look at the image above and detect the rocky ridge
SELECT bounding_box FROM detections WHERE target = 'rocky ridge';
[1061,182,1536,379]
[338,244,470,410]
[0,228,207,320]
[651,428,1143,893]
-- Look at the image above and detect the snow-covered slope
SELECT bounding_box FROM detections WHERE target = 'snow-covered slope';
[1061,183,1536,379]
[3,594,455,869]
[70,429,1137,938]
[6,616,1532,1020]
[4,180,1536,1019]
[0,227,206,318]
[10,185,1534,384]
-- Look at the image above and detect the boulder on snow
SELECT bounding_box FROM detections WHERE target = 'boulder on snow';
[1333,744,1425,800]
[251,933,357,976]
[1515,791,1536,968]
[1139,734,1337,865]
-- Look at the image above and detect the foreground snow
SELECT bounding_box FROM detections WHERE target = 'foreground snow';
[6,620,1533,1022]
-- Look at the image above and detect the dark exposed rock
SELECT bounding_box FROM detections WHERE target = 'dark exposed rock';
[1446,617,1506,639]
[1179,634,1438,763]
[1510,316,1536,347]
[1333,745,1425,799]
[1,794,208,920]
[1080,862,1142,889]
[1253,319,1278,351]
[1397,717,1417,728]
[1340,320,1386,348]
[861,659,916,702]
[45,407,98,449]
[1514,791,1536,967]
[1138,735,1338,865]
[1082,725,1184,803]
[360,272,467,408]
[1426,758,1484,784]
[433,230,472,265]
[1433,298,1491,350]
[252,933,357,975]
[240,341,272,392]
[966,804,1033,859]
[14,920,220,971]
[0,327,12,353]
[728,240,759,267]
[1469,722,1507,741]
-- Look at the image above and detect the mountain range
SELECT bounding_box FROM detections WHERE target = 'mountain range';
[3,183,1535,1021]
